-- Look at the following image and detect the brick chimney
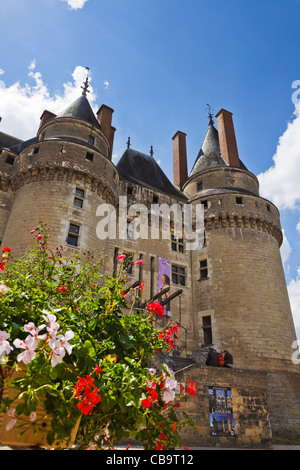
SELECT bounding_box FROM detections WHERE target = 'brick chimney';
[39,110,56,129]
[215,109,240,167]
[97,104,115,160]
[172,130,188,189]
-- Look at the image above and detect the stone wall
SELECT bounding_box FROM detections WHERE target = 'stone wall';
[175,365,272,448]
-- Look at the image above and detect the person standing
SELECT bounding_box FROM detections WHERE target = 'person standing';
[205,346,219,367]
[223,350,234,368]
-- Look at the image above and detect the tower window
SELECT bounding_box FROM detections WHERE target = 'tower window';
[199,259,208,279]
[86,152,94,162]
[122,252,134,274]
[236,197,243,205]
[73,187,85,209]
[127,186,133,195]
[153,194,159,203]
[88,135,95,145]
[67,223,80,247]
[5,156,15,165]
[172,265,186,286]
[127,220,135,240]
[202,315,212,346]
[202,200,208,210]
[32,147,39,155]
[267,204,271,212]
[171,235,184,253]
[198,182,203,191]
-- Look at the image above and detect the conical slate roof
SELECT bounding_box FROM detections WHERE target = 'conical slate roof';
[56,95,101,129]
[189,121,228,177]
[116,148,187,199]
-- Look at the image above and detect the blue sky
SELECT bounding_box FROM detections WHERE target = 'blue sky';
[0,0,300,340]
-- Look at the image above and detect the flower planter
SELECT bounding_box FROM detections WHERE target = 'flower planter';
[0,367,81,449]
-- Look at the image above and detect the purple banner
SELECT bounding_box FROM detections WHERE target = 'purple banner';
[158,257,171,317]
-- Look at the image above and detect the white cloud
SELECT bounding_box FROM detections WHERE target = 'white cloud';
[0,69,4,76]
[0,62,97,140]
[28,60,36,71]
[104,81,109,90]
[258,100,300,211]
[288,268,300,337]
[61,0,89,10]
[280,229,292,265]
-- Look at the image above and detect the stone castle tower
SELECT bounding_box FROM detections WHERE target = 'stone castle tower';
[0,83,299,445]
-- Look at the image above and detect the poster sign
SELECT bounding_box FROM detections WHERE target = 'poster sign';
[209,387,234,436]
[158,257,171,317]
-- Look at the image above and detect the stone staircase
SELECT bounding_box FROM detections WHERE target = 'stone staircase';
[166,356,195,372]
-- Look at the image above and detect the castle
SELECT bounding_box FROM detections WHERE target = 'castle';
[0,80,299,447]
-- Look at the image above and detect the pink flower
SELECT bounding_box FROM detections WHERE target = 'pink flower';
[134,259,143,265]
[117,255,126,261]
[0,330,13,355]
[30,229,36,234]
[37,234,43,240]
[6,409,17,431]
[49,338,66,367]
[13,336,38,365]
[121,291,127,301]
[43,313,59,338]
[57,330,75,355]
[23,322,47,341]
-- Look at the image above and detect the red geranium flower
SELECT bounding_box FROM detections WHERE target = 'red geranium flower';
[186,379,197,397]
[56,285,68,294]
[146,302,164,317]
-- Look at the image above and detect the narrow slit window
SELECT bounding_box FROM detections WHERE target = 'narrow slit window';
[88,135,95,145]
[73,187,85,209]
[199,260,208,279]
[86,152,94,162]
[67,223,80,247]
[202,315,212,346]
[5,156,15,165]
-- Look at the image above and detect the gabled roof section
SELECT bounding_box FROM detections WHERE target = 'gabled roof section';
[0,131,23,150]
[116,148,187,200]
[5,137,38,155]
[189,122,228,177]
[56,95,101,129]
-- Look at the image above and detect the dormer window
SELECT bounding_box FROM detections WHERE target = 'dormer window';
[88,135,95,145]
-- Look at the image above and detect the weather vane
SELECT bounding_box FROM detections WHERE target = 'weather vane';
[206,104,214,125]
[127,137,131,149]
[81,67,90,96]
[150,146,154,157]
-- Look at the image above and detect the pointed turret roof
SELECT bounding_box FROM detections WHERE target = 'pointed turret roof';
[116,148,187,200]
[189,121,228,177]
[56,94,101,129]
